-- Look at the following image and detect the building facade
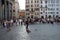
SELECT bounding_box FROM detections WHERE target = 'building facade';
[19,10,25,18]
[0,0,2,20]
[40,0,60,18]
[25,0,40,18]
[12,0,19,19]
[0,0,14,20]
[25,0,60,19]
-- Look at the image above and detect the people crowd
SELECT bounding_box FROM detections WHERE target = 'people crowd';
[0,18,23,31]
[24,17,60,24]
[0,17,60,31]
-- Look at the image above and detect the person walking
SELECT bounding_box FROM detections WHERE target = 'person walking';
[13,19,16,26]
[16,19,18,26]
[16,19,19,26]
[21,19,23,25]
[19,19,23,26]
[26,19,29,29]
[26,18,31,33]
[3,20,7,29]
[11,19,13,26]
[2,20,5,28]
[7,20,11,31]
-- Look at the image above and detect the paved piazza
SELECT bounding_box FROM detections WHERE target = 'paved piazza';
[0,23,60,40]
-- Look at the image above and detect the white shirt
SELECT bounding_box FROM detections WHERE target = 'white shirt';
[11,20,13,23]
[4,21,7,26]
[19,19,22,22]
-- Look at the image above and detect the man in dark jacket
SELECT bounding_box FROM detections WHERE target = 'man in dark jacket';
[25,18,31,33]
[26,19,29,29]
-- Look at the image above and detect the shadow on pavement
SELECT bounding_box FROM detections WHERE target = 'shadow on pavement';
[26,28,31,33]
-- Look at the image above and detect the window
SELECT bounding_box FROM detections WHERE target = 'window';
[41,12,42,14]
[50,8,55,10]
[41,5,42,8]
[56,15,59,18]
[37,5,39,7]
[26,5,30,7]
[31,8,33,12]
[46,12,47,14]
[41,1,42,4]
[37,1,39,3]
[45,15,47,18]
[26,9,29,11]
[56,12,59,14]
[45,1,47,4]
[56,8,59,10]
[31,1,33,3]
[31,5,33,7]
[26,13,30,15]
[26,0,29,4]
[45,5,47,8]
[35,1,36,3]
[28,1,29,4]
[51,12,53,14]
[35,8,39,11]
[41,9,42,11]
[37,13,39,15]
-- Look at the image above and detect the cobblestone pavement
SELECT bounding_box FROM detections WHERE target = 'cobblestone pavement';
[0,23,60,40]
